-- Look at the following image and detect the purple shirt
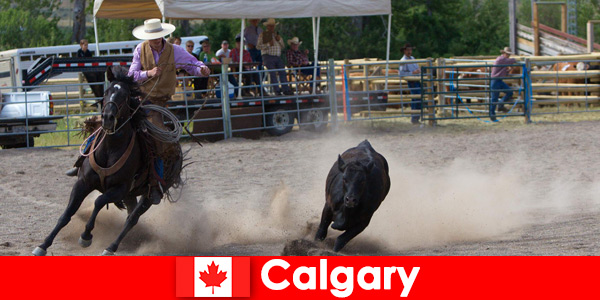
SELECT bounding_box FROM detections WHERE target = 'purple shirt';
[128,39,207,82]
[491,55,517,78]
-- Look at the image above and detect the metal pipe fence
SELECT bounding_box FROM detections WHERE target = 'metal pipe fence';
[427,60,530,123]
[4,56,600,149]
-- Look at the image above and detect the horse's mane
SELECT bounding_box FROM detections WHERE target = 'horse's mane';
[113,72,147,128]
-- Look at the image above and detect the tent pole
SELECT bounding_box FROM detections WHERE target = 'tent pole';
[385,14,392,91]
[93,16,100,56]
[312,17,320,94]
[238,18,245,99]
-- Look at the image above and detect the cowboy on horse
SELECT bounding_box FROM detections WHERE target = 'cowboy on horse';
[66,19,211,205]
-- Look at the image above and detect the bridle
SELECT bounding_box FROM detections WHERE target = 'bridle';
[102,83,138,135]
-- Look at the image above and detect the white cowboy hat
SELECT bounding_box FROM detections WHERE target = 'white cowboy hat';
[500,47,513,55]
[263,18,279,26]
[287,37,302,46]
[132,19,176,40]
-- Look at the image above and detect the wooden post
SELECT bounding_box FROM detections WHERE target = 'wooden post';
[588,21,595,53]
[78,72,85,113]
[533,2,540,56]
[561,4,567,33]
[509,0,517,54]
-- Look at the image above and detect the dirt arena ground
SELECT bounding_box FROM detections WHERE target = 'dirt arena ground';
[2,119,600,256]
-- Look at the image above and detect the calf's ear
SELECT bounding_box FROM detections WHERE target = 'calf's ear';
[338,155,346,172]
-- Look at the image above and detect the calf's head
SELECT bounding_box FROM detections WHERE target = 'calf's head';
[338,155,374,208]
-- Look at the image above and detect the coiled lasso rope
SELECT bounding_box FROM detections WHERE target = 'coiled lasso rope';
[142,104,183,143]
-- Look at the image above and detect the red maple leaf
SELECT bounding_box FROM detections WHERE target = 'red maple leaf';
[199,261,228,294]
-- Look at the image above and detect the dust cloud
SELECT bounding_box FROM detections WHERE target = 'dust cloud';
[58,132,595,255]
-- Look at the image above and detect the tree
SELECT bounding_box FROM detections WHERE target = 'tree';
[0,8,66,50]
[72,0,87,43]
[0,0,61,18]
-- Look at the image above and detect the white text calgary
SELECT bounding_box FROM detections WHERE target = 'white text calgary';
[261,259,420,298]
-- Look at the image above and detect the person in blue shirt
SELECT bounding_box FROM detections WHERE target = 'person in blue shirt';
[399,43,422,125]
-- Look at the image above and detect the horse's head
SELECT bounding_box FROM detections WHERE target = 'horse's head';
[101,66,142,134]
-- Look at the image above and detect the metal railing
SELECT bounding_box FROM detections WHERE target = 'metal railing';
[6,55,600,149]
[422,60,530,123]
[527,58,600,117]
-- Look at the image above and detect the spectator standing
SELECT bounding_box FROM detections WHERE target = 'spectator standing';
[398,43,422,125]
[244,19,263,64]
[256,18,292,95]
[77,39,104,98]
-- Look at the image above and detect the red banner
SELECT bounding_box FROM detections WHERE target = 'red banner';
[1,256,598,299]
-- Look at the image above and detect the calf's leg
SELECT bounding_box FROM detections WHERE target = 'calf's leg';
[315,204,333,241]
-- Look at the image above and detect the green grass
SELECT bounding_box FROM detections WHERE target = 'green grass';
[32,105,600,148]
[35,116,87,148]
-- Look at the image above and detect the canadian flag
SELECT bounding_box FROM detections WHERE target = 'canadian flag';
[176,257,250,297]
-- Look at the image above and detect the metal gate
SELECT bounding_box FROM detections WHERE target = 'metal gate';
[420,61,531,123]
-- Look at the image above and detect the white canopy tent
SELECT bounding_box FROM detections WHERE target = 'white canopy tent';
[93,0,393,96]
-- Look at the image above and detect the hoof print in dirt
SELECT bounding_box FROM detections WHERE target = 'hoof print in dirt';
[307,249,343,256]
[282,239,319,256]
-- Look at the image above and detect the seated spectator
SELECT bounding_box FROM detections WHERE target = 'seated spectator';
[193,37,208,58]
[216,40,231,62]
[174,37,182,46]
[230,34,261,96]
[286,37,320,78]
[185,40,197,58]
[179,40,198,94]
[198,40,219,64]
[198,40,238,97]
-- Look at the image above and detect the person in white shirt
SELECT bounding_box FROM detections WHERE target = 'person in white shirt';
[216,40,231,62]
[399,43,422,125]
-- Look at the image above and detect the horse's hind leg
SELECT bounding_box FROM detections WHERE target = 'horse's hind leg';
[104,194,153,255]
[79,184,128,247]
[33,179,93,256]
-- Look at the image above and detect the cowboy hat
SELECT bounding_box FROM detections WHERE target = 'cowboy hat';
[400,43,416,51]
[132,19,176,40]
[500,47,513,55]
[263,18,279,26]
[235,33,245,42]
[287,37,302,46]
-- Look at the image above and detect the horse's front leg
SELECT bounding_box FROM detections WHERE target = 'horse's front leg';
[79,184,128,248]
[33,179,94,256]
[104,194,153,255]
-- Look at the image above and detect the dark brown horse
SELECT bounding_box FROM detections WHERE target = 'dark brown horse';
[33,67,182,256]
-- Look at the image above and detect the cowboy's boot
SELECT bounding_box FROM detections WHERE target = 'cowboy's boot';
[149,158,165,205]
[65,155,85,177]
